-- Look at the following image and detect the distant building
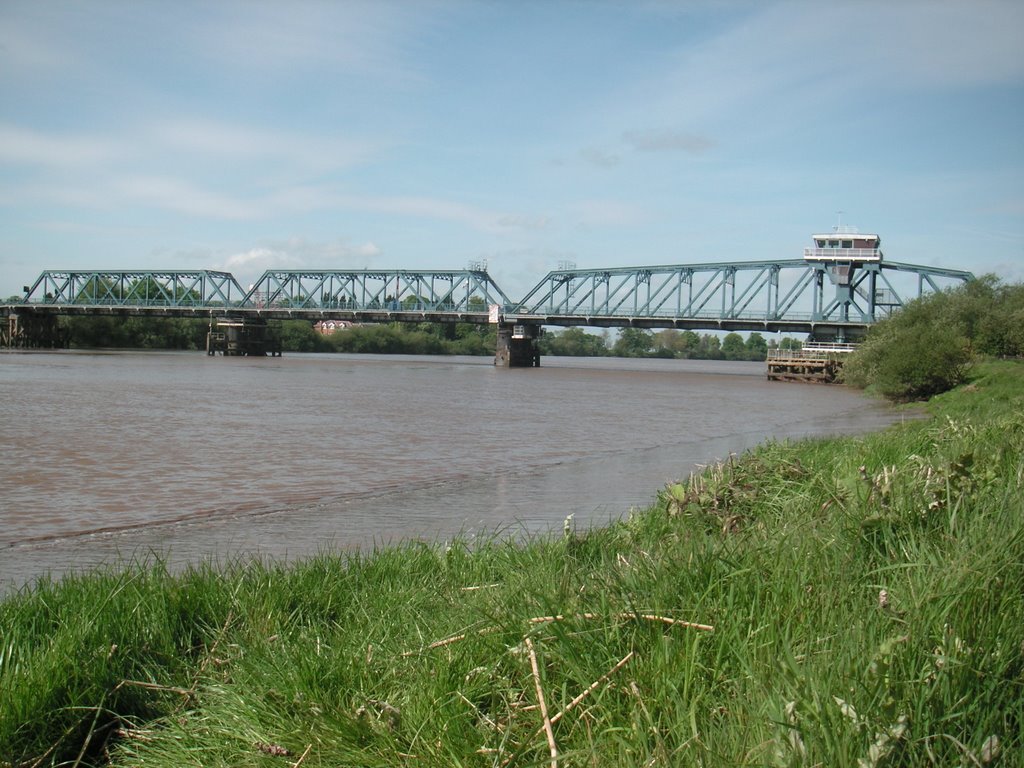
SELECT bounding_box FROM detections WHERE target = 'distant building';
[313,319,356,335]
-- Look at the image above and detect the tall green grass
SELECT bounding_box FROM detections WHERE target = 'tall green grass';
[2,361,1022,767]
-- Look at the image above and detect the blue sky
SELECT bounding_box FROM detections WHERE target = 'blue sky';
[2,0,1022,300]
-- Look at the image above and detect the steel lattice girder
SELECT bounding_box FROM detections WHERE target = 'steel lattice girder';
[25,270,245,306]
[243,270,512,312]
[13,260,974,330]
[511,260,973,322]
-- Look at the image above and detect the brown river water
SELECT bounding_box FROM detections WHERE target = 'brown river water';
[0,351,896,592]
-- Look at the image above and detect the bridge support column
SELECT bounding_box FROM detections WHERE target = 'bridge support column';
[495,323,541,367]
[207,317,282,357]
[1,311,67,349]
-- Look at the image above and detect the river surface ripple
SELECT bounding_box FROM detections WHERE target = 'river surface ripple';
[0,351,896,591]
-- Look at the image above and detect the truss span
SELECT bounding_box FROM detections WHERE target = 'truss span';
[506,259,973,336]
[22,269,247,309]
[11,268,511,323]
[7,260,974,340]
[244,269,512,316]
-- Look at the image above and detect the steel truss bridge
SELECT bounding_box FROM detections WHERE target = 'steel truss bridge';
[3,258,974,360]
[14,268,511,320]
[508,258,973,333]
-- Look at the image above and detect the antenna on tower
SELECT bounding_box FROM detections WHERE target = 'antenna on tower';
[834,210,844,232]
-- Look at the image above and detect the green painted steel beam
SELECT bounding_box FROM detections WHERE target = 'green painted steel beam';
[11,259,974,333]
[24,270,246,307]
[509,259,973,326]
[244,269,512,313]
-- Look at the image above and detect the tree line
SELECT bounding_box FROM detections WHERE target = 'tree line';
[541,327,785,361]
[42,313,786,361]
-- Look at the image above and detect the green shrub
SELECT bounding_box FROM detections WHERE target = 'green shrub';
[844,276,1023,401]
[844,321,972,401]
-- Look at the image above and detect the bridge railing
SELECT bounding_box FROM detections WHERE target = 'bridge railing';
[767,344,857,362]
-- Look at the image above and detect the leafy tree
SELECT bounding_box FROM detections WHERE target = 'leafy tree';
[842,284,987,401]
[542,327,609,357]
[279,320,326,352]
[326,323,455,355]
[845,276,1024,402]
[654,329,701,358]
[843,321,971,402]
[697,334,722,359]
[721,332,747,360]
[65,316,210,349]
[745,332,768,361]
[957,278,1024,358]
[450,324,496,355]
[612,328,654,357]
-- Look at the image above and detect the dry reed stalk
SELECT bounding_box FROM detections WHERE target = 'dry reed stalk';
[516,650,634,754]
[114,726,157,743]
[195,609,235,679]
[524,637,558,768]
[291,743,313,768]
[633,613,714,632]
[70,700,105,768]
[457,691,500,730]
[401,631,468,656]
[405,611,712,657]
[550,650,634,726]
[628,681,654,724]
[114,680,193,696]
[401,625,502,656]
[29,714,85,768]
[526,612,714,632]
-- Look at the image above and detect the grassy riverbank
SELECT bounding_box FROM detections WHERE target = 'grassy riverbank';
[2,361,1022,767]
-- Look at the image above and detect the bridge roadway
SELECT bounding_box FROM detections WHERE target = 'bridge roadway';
[2,258,975,365]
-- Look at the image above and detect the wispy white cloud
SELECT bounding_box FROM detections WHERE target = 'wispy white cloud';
[186,0,438,85]
[579,147,621,168]
[0,123,121,168]
[223,246,301,273]
[497,214,552,231]
[851,0,1024,88]
[321,193,530,234]
[612,1,1024,141]
[623,129,714,154]
[219,237,385,283]
[570,200,650,229]
[148,118,381,178]
[0,17,75,76]
[111,175,259,220]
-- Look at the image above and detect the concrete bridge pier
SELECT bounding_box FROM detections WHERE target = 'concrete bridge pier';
[495,322,542,367]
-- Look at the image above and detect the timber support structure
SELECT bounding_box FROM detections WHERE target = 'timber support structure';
[206,317,282,357]
[766,343,857,383]
[1,311,68,349]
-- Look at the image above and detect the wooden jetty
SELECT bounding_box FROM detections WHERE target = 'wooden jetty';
[766,343,857,384]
